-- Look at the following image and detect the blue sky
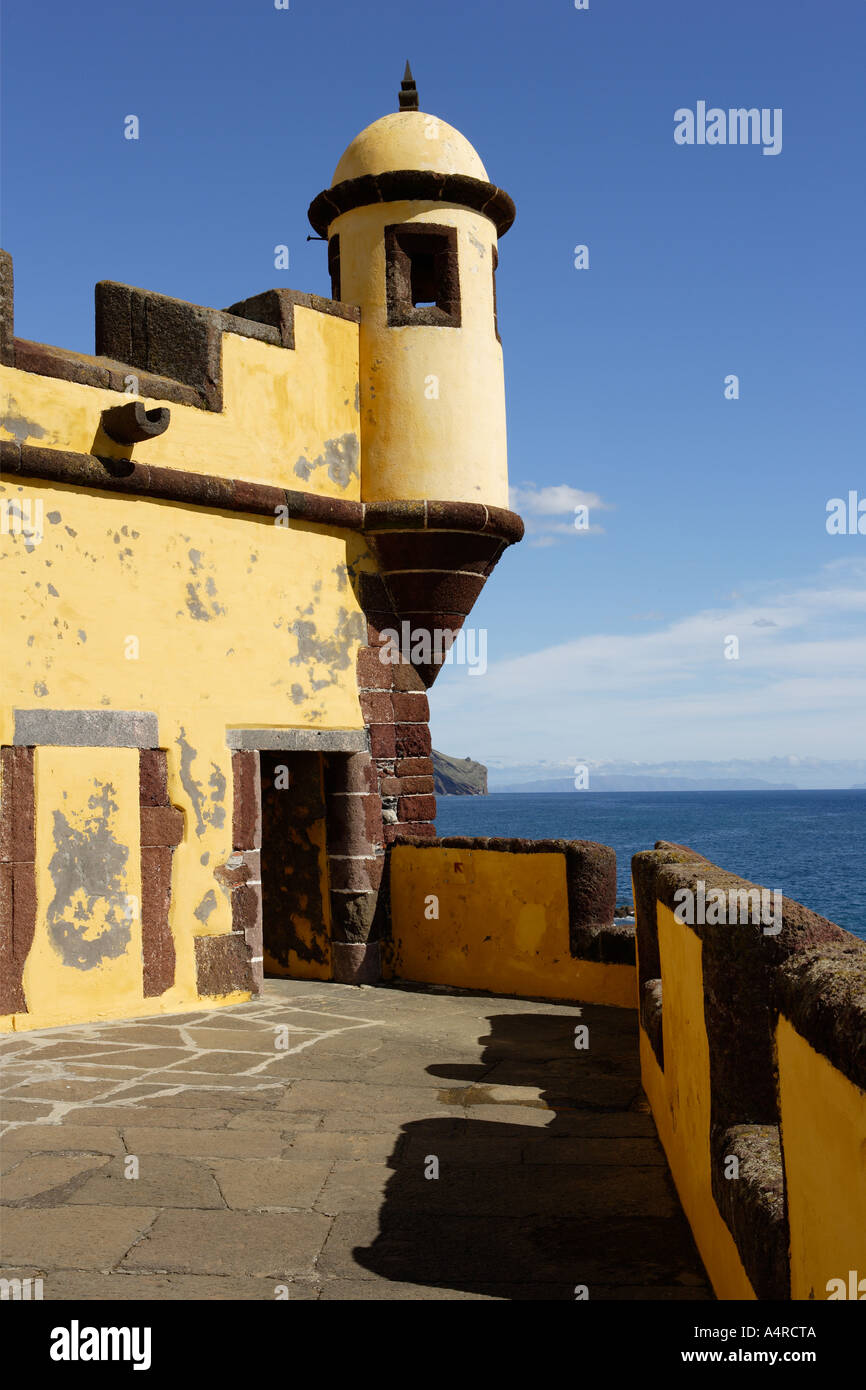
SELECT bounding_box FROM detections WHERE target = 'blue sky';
[2,0,864,769]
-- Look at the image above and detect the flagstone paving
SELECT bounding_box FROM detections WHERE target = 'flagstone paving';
[0,980,712,1300]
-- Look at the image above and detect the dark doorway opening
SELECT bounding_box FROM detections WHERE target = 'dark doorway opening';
[260,751,332,980]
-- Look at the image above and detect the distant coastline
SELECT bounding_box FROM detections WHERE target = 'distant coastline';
[434,757,866,796]
[493,776,794,793]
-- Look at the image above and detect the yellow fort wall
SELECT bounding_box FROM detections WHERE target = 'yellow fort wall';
[776,1014,866,1301]
[1,308,374,1031]
[387,844,636,1008]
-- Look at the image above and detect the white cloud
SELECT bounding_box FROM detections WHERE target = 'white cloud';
[429,562,866,763]
[508,482,612,543]
[509,483,610,516]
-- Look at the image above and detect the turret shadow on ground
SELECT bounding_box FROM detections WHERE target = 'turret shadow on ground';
[352,1005,713,1300]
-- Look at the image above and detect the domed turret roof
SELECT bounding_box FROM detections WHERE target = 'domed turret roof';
[307,65,515,239]
[332,111,490,186]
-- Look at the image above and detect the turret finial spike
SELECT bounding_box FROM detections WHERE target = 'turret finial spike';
[399,61,419,111]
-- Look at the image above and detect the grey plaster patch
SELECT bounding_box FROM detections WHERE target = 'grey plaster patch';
[325,434,359,489]
[1,406,47,442]
[291,433,359,490]
[185,584,211,622]
[194,891,218,925]
[176,731,226,838]
[13,710,158,747]
[177,730,206,837]
[46,783,132,971]
[226,729,369,753]
[289,608,365,677]
[207,765,226,830]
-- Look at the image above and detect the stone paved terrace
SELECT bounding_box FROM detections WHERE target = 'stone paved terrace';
[0,981,711,1300]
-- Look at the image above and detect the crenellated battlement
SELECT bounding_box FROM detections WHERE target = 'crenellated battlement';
[1,250,364,504]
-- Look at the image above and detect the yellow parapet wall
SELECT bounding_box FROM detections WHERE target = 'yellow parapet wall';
[773,944,866,1302]
[2,310,362,498]
[638,904,756,1299]
[777,1016,866,1300]
[388,841,636,1007]
[632,842,866,1302]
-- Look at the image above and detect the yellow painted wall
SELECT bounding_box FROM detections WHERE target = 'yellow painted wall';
[388,844,636,1007]
[0,478,373,1029]
[1,311,361,499]
[333,201,509,508]
[776,1013,866,1300]
[638,903,756,1300]
[0,480,370,748]
[0,311,377,1030]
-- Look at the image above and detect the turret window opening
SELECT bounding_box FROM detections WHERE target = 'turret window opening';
[410,251,437,307]
[328,235,341,301]
[385,223,461,328]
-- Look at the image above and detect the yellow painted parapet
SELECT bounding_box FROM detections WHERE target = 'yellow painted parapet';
[387,838,636,1008]
[631,841,866,1301]
[774,951,866,1301]
[3,289,362,499]
[637,903,756,1300]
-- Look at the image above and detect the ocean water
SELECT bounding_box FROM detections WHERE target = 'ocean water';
[435,790,866,940]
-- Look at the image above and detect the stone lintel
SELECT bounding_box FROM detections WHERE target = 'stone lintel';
[13,709,158,748]
[226,728,369,753]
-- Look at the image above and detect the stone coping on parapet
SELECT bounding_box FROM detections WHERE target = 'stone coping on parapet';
[631,838,855,1099]
[774,940,866,1092]
[308,169,516,239]
[0,440,524,545]
[388,834,634,966]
